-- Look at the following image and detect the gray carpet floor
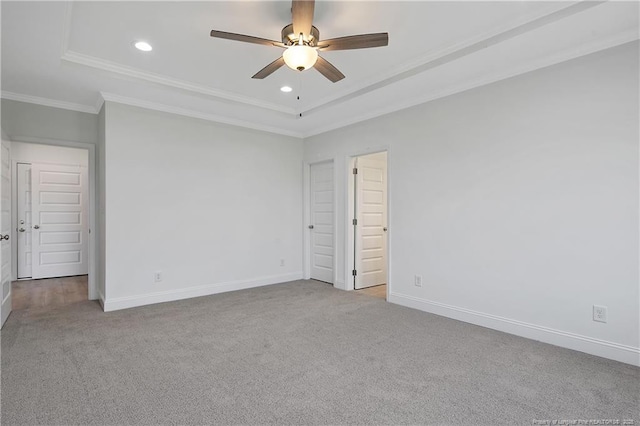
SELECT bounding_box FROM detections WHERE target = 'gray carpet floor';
[1,280,638,425]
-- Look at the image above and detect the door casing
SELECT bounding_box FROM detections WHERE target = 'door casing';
[1,139,12,327]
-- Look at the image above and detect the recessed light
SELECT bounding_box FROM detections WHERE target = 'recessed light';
[134,41,153,52]
[280,86,293,93]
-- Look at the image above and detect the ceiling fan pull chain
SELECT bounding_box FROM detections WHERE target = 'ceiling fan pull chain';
[297,70,303,117]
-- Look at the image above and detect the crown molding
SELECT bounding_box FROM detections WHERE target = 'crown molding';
[1,91,97,114]
[58,1,594,121]
[61,50,295,116]
[302,30,639,138]
[301,1,604,117]
[99,92,303,138]
[59,1,293,115]
[94,94,105,114]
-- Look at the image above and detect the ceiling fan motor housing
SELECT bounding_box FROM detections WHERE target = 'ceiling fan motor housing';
[282,24,320,46]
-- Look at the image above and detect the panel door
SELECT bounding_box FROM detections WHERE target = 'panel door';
[354,156,387,289]
[309,162,334,283]
[16,163,32,278]
[31,163,88,279]
[1,139,12,327]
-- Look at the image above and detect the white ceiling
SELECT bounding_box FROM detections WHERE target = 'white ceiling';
[2,1,638,138]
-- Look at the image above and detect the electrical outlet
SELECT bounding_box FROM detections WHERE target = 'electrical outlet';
[593,305,607,323]
[414,275,422,287]
[280,259,285,267]
[154,271,163,283]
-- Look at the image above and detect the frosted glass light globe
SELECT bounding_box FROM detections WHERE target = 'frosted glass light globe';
[283,45,318,71]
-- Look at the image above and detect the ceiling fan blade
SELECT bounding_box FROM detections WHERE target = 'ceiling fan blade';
[314,56,345,83]
[252,57,286,79]
[318,33,389,51]
[210,30,285,48]
[292,0,315,38]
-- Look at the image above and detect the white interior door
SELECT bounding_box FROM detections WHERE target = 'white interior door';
[354,154,387,289]
[1,139,12,327]
[309,162,334,283]
[31,163,88,279]
[16,163,32,278]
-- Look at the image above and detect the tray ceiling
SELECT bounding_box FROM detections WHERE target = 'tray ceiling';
[2,1,638,137]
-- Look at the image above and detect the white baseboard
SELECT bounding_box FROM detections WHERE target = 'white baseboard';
[103,272,303,312]
[388,292,640,367]
[334,280,346,291]
[98,291,105,310]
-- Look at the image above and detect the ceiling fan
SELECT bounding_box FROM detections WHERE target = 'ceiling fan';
[210,0,389,83]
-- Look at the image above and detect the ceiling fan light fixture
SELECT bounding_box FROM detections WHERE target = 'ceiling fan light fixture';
[283,45,318,71]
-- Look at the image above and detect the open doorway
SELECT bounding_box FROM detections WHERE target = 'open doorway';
[350,151,388,299]
[10,141,91,312]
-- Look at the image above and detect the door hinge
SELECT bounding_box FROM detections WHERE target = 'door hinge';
[352,269,357,276]
[352,167,358,175]
[352,218,357,225]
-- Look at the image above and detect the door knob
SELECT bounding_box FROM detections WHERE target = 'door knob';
[383,227,388,232]
[18,228,25,232]
[33,225,40,229]
[308,225,314,229]
[1,234,9,240]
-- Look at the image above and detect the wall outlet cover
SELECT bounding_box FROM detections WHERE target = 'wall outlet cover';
[593,305,607,323]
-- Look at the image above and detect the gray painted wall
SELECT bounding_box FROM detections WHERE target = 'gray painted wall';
[1,99,98,144]
[101,102,304,310]
[305,41,639,364]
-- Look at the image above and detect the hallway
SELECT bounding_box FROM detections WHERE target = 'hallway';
[12,275,88,311]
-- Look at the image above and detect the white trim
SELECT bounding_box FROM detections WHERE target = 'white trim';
[62,50,294,115]
[56,1,597,124]
[303,163,311,280]
[60,2,73,59]
[94,95,105,114]
[5,23,635,139]
[8,136,98,302]
[103,272,304,312]
[388,292,640,367]
[302,30,639,138]
[100,92,303,138]
[1,91,97,115]
[98,290,105,310]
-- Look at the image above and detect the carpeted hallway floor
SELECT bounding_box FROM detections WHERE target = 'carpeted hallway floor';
[1,280,638,425]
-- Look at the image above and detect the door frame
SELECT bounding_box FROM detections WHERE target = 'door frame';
[303,157,338,286]
[9,136,98,301]
[346,148,391,299]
